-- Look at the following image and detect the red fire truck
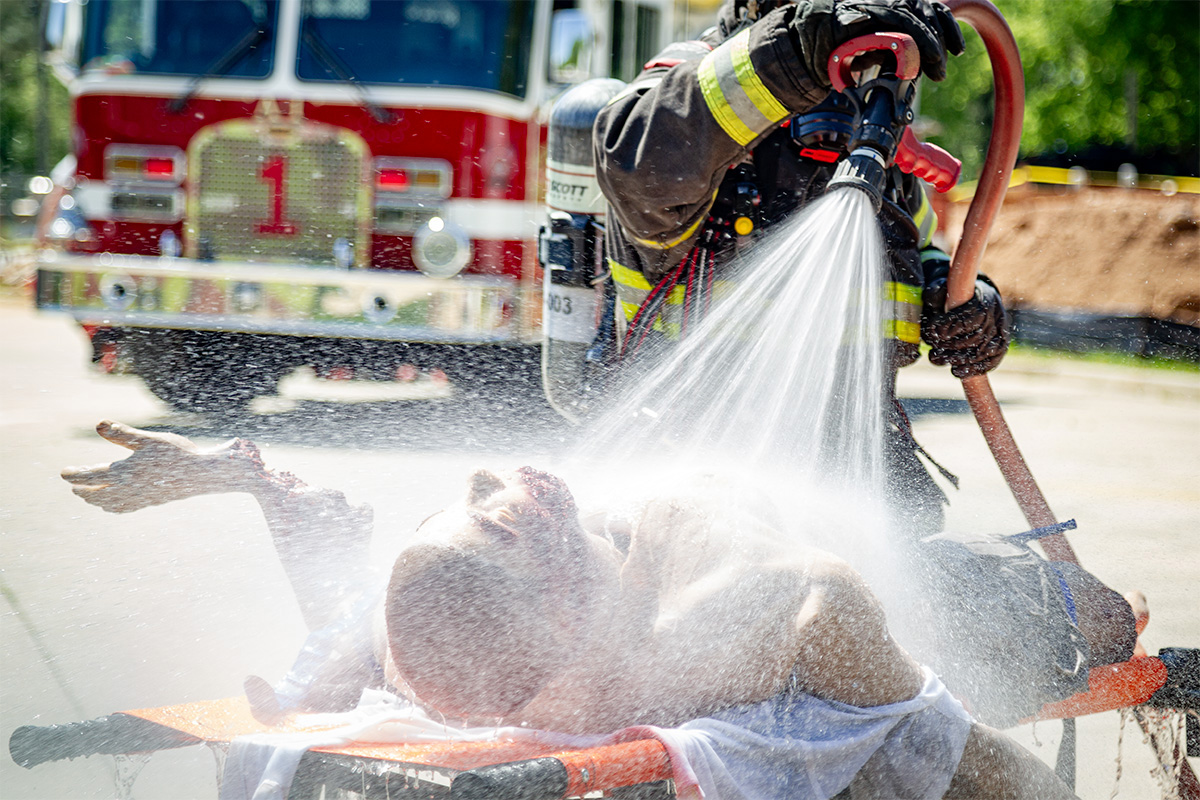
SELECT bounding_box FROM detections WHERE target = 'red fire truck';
[35,0,673,412]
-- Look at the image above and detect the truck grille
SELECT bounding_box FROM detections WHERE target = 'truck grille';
[188,119,369,266]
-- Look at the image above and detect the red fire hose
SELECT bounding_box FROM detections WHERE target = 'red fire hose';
[941,0,1079,565]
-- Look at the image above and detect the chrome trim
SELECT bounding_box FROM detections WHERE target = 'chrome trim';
[35,252,529,344]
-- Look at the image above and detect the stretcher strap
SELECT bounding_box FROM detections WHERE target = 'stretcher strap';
[1047,563,1078,625]
[1006,519,1078,544]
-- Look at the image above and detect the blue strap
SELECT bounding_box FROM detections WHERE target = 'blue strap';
[1006,518,1077,544]
[1006,519,1080,625]
[1048,563,1079,625]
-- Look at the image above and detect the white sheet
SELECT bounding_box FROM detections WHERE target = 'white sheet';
[219,667,971,800]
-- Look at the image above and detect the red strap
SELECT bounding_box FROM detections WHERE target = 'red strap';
[644,40,713,71]
[644,57,687,69]
[799,147,841,164]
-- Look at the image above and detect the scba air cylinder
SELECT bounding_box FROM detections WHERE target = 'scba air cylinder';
[540,78,625,423]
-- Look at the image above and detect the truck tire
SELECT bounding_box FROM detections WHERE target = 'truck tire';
[129,329,287,414]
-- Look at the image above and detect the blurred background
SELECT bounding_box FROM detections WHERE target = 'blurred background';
[3,0,1197,348]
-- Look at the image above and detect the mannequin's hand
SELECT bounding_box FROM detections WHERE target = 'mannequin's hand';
[62,420,250,513]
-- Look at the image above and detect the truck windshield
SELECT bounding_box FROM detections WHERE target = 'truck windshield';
[80,0,278,78]
[297,0,536,98]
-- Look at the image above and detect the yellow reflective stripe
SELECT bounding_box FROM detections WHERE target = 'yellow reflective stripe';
[885,319,922,343]
[731,33,789,125]
[612,258,685,318]
[624,297,681,326]
[884,281,922,307]
[631,193,714,251]
[884,282,921,342]
[610,259,653,291]
[920,248,948,263]
[655,320,681,338]
[619,282,684,305]
[912,190,937,249]
[698,30,788,147]
[699,47,756,145]
[891,301,921,324]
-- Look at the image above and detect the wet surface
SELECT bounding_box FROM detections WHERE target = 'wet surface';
[3,295,1197,798]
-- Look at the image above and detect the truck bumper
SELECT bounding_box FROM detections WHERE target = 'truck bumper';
[35,252,536,345]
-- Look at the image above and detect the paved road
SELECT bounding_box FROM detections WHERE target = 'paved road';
[897,350,1200,799]
[2,292,1197,798]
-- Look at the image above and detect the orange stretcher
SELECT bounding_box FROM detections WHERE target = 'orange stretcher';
[10,653,1196,800]
[9,694,678,799]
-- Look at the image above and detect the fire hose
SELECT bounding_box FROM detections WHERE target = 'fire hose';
[824,1,1077,566]
[939,0,1078,565]
[928,4,1080,785]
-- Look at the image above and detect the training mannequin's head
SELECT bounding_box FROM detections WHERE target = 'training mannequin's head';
[384,468,593,719]
[385,543,568,718]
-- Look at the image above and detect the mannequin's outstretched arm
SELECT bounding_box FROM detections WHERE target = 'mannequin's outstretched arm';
[63,420,373,630]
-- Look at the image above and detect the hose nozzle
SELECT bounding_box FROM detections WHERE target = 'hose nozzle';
[822,37,915,210]
[820,32,961,208]
[826,147,888,210]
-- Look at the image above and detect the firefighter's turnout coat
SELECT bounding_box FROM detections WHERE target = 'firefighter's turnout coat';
[593,3,950,527]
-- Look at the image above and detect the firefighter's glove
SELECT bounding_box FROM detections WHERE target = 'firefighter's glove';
[791,0,966,88]
[921,275,1011,378]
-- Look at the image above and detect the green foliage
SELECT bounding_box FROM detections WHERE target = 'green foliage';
[1009,341,1200,373]
[2,0,1196,184]
[0,0,72,177]
[920,0,1200,180]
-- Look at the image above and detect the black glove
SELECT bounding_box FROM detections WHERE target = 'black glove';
[791,0,966,88]
[921,274,1011,378]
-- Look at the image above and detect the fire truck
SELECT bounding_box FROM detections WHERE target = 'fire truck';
[35,0,674,412]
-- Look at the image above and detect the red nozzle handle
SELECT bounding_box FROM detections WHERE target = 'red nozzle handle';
[827,33,921,91]
[895,128,962,192]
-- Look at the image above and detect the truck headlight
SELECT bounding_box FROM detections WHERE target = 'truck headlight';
[412,216,471,279]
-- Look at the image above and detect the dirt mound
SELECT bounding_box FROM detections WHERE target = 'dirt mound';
[943,187,1200,325]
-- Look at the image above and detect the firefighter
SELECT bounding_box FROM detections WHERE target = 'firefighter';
[593,0,1010,534]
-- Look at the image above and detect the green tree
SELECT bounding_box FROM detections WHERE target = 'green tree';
[920,0,1199,180]
[1,0,72,178]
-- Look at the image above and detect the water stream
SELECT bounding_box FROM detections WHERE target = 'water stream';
[581,189,886,486]
[571,188,901,590]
